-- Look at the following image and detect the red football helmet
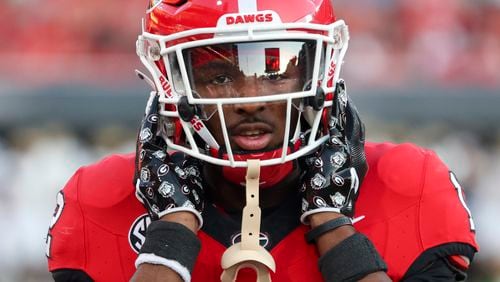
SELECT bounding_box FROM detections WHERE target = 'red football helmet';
[136,0,349,186]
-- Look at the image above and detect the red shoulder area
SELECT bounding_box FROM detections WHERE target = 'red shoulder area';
[418,150,478,251]
[76,153,136,208]
[365,141,428,197]
[48,153,147,279]
[72,153,145,234]
[357,142,478,280]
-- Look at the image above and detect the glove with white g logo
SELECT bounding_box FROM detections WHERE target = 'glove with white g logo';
[300,80,367,223]
[134,92,205,226]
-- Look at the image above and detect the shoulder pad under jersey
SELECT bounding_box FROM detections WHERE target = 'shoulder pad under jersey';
[359,142,478,280]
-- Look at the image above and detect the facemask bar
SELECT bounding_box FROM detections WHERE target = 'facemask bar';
[136,18,349,167]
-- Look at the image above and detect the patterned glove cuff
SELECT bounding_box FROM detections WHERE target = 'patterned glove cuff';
[300,207,341,225]
[157,207,204,230]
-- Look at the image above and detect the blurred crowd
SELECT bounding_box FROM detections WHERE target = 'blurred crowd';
[0,127,136,282]
[0,0,143,86]
[0,0,499,281]
[0,0,499,88]
[339,0,500,88]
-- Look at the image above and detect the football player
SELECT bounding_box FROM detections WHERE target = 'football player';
[47,0,478,281]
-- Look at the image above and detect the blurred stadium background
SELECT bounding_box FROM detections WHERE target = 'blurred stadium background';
[0,0,499,281]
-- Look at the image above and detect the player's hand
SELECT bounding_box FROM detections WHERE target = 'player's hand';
[300,80,367,223]
[134,92,204,226]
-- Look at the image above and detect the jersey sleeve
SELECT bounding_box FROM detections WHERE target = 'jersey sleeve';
[418,150,478,258]
[52,269,94,282]
[402,242,476,281]
[46,168,90,275]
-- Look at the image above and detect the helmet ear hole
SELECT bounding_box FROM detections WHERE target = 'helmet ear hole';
[304,84,325,111]
[178,96,198,121]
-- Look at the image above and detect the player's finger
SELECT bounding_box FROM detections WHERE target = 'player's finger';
[139,93,160,138]
[344,97,365,150]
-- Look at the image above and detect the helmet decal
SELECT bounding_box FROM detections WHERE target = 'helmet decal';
[217,11,280,27]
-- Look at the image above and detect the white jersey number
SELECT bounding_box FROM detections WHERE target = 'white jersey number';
[46,191,65,258]
[449,172,476,231]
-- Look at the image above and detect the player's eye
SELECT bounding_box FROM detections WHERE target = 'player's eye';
[211,75,233,85]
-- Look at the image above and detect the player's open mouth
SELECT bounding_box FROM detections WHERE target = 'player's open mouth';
[231,123,273,151]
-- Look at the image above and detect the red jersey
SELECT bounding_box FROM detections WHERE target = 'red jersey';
[46,142,478,281]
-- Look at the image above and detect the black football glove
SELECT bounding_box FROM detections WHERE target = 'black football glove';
[134,92,205,226]
[300,80,367,223]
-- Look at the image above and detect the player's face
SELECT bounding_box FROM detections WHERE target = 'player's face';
[185,41,310,152]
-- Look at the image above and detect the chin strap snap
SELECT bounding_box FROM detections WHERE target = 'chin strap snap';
[220,160,276,282]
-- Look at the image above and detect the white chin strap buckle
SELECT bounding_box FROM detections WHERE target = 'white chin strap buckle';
[220,159,276,282]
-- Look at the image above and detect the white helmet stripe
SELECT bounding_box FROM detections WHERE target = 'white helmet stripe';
[238,0,257,13]
[189,117,220,150]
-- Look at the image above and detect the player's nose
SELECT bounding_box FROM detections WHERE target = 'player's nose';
[233,78,267,115]
[233,101,266,115]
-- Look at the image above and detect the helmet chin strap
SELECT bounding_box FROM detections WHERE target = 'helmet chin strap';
[221,159,276,282]
[222,156,294,188]
[217,143,300,188]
